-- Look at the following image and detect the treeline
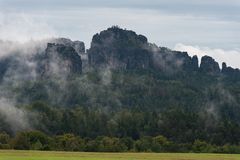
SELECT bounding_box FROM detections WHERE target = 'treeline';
[1,102,240,154]
[1,102,240,150]
[1,131,240,153]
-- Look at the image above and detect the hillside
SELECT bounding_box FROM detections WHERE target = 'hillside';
[0,26,240,152]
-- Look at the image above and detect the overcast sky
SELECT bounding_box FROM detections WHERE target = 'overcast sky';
[0,0,240,68]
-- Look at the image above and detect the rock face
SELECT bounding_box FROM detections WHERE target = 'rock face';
[191,55,199,71]
[37,43,82,76]
[88,27,201,73]
[175,52,199,72]
[222,62,240,78]
[200,56,220,74]
[88,26,152,70]
[151,46,199,73]
[51,38,88,70]
[51,38,85,55]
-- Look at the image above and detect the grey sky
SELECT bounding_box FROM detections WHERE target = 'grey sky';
[0,0,240,67]
[1,0,239,19]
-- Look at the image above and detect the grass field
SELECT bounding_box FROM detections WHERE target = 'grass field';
[0,150,239,160]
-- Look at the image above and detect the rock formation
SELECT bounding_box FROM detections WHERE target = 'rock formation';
[37,43,82,77]
[88,26,152,70]
[200,56,220,74]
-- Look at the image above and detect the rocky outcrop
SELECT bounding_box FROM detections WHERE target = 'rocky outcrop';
[152,46,199,73]
[51,38,85,54]
[200,56,220,74]
[191,55,199,71]
[88,26,152,70]
[37,43,82,76]
[222,62,240,78]
[88,27,202,73]
[175,52,199,72]
[51,38,88,70]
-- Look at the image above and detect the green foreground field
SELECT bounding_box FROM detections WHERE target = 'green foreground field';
[0,150,239,160]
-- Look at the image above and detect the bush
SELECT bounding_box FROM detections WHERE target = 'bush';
[151,135,170,152]
[11,132,30,150]
[192,140,214,153]
[0,144,11,149]
[221,144,240,154]
[54,134,85,151]
[134,136,153,152]
[0,132,10,144]
[97,136,127,152]
[26,131,51,150]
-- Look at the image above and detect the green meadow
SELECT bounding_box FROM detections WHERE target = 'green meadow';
[0,150,239,160]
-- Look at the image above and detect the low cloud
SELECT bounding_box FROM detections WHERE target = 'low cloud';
[0,98,31,133]
[174,43,240,69]
[0,12,57,42]
[0,39,50,59]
